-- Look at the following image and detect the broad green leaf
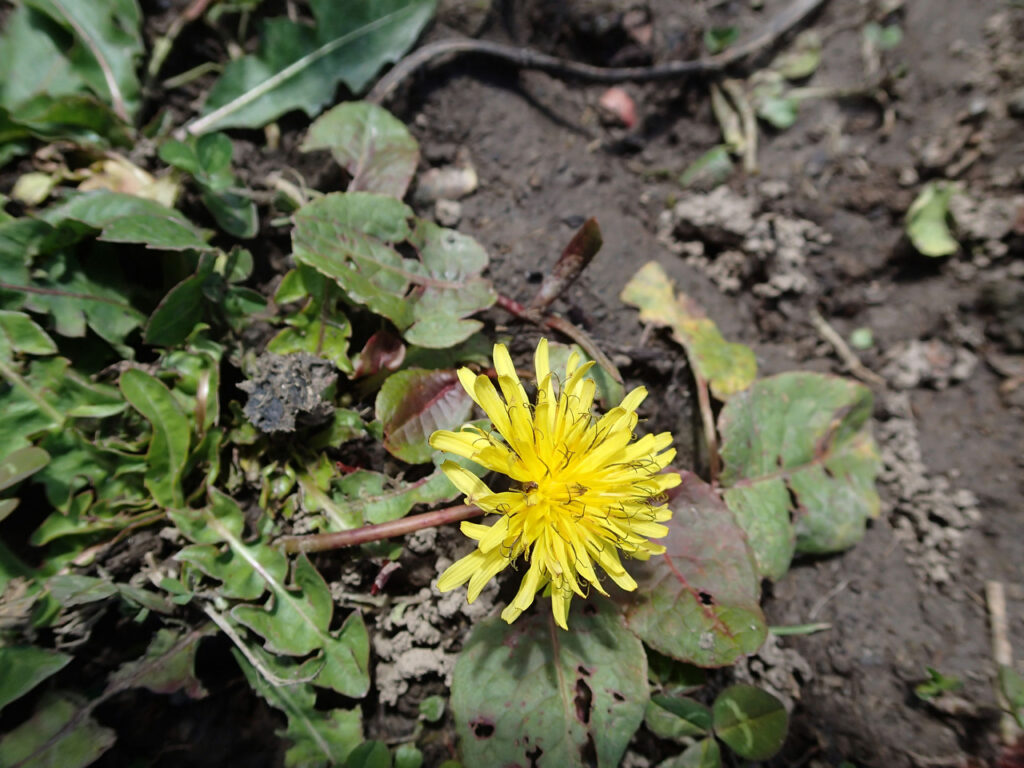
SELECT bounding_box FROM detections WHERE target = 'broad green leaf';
[0,446,50,491]
[46,574,119,607]
[756,96,799,130]
[679,146,733,190]
[99,213,213,251]
[160,134,258,237]
[107,626,214,699]
[0,310,57,357]
[40,190,211,251]
[625,472,767,667]
[173,501,288,602]
[0,246,145,353]
[718,482,793,581]
[195,132,233,176]
[23,0,143,120]
[201,188,259,238]
[0,692,116,768]
[0,7,134,150]
[0,357,125,461]
[302,101,420,198]
[292,192,415,325]
[0,6,84,107]
[404,219,496,348]
[0,646,72,711]
[346,741,392,768]
[0,94,131,151]
[267,275,354,374]
[120,368,191,508]
[621,261,755,400]
[291,193,495,348]
[158,139,202,174]
[144,256,215,347]
[231,554,371,697]
[711,684,788,760]
[661,738,721,768]
[394,743,423,768]
[375,368,473,464]
[750,71,799,130]
[773,30,822,79]
[644,696,712,740]
[718,372,881,575]
[418,695,445,723]
[190,0,436,134]
[451,601,648,768]
[906,183,959,257]
[0,444,49,522]
[304,461,461,530]
[235,649,363,768]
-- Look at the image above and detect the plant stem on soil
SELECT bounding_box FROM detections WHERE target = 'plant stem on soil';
[277,504,482,554]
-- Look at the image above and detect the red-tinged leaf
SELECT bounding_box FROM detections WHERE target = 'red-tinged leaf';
[624,472,767,667]
[375,369,473,464]
[352,329,406,378]
[529,218,603,312]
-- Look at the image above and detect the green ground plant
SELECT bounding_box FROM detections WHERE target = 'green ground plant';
[0,2,882,766]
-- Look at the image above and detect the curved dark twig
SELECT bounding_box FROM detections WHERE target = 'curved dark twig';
[367,0,828,104]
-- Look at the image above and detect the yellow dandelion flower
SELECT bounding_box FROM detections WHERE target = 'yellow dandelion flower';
[428,338,680,630]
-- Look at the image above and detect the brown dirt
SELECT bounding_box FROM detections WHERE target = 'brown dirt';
[386,0,1024,765]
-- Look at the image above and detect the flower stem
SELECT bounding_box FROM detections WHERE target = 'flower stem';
[495,293,622,384]
[277,504,482,554]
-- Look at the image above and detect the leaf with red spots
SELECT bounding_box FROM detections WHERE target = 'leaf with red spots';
[450,601,647,768]
[624,472,767,667]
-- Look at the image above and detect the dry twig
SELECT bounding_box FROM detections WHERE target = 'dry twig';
[367,0,830,104]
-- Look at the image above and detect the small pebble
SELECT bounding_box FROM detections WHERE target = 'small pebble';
[434,199,462,227]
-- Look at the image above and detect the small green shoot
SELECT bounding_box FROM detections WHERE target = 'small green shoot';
[914,667,963,701]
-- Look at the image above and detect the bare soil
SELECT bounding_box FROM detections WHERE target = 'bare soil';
[381,0,1024,765]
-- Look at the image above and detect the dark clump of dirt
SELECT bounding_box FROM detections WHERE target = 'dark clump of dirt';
[238,352,337,433]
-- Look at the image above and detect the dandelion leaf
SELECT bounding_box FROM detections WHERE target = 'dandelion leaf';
[375,369,474,464]
[172,490,370,697]
[718,372,882,579]
[302,101,419,199]
[451,600,647,768]
[625,472,767,667]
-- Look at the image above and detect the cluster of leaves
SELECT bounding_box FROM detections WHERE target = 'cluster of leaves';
[0,2,884,767]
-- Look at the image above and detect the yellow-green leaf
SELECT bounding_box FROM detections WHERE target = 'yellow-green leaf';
[621,261,756,400]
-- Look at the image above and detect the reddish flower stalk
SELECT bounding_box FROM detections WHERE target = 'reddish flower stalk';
[277,504,482,554]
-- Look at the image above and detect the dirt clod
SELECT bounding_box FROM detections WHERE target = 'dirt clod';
[238,352,337,433]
